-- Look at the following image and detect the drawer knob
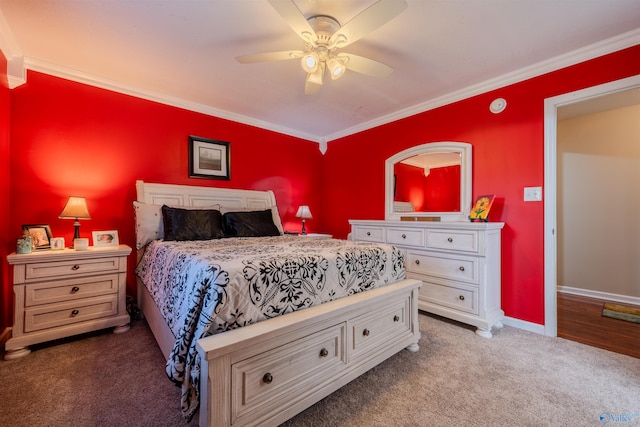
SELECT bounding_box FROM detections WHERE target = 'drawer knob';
[447,237,453,243]
[401,234,406,239]
[459,266,465,272]
[393,315,400,322]
[72,265,80,271]
[71,286,80,294]
[319,348,328,358]
[71,309,80,317]
[415,259,420,265]
[366,231,371,236]
[363,329,370,337]
[263,373,273,384]
[459,295,465,301]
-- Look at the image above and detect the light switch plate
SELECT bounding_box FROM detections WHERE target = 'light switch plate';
[524,186,542,201]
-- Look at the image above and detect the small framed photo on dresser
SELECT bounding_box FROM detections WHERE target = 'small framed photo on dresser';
[92,230,119,247]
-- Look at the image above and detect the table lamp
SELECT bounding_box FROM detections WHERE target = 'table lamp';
[59,196,91,241]
[295,205,312,235]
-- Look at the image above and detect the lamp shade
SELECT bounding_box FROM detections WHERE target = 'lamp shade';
[295,205,313,219]
[59,196,91,219]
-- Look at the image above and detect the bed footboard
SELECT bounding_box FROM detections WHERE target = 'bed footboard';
[196,278,422,427]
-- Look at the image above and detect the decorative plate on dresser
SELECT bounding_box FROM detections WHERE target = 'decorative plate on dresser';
[5,244,132,360]
[350,220,504,337]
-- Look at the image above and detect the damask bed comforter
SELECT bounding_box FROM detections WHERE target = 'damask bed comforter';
[135,235,405,419]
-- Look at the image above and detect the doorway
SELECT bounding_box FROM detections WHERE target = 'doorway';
[543,74,640,338]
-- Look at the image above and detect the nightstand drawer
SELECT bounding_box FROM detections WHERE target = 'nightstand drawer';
[406,250,478,284]
[24,294,119,332]
[25,257,121,281]
[25,274,119,307]
[426,230,479,253]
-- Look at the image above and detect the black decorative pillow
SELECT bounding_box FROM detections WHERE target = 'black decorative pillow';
[161,205,225,241]
[222,209,281,237]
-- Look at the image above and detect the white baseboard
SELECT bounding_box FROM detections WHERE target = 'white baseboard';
[558,286,640,306]
[502,316,545,335]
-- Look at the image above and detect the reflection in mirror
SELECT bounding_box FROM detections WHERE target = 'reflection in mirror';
[386,142,472,222]
[394,152,461,212]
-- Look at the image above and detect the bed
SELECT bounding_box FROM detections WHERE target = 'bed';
[134,180,422,426]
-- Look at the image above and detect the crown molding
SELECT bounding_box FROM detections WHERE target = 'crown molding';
[0,8,26,88]
[323,28,640,143]
[25,58,322,143]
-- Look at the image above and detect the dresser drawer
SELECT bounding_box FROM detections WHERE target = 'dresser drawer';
[25,257,121,281]
[350,296,412,361]
[231,323,346,422]
[24,274,119,307]
[387,227,426,248]
[419,281,478,315]
[352,226,385,243]
[426,230,479,253]
[406,250,479,284]
[24,294,119,332]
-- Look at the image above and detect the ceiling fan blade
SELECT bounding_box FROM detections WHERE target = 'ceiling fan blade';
[236,50,304,63]
[305,62,325,95]
[329,0,407,48]
[268,0,318,44]
[339,53,393,78]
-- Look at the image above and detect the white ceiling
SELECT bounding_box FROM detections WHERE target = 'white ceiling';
[1,0,639,144]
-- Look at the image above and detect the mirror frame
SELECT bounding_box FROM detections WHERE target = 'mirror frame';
[385,141,472,222]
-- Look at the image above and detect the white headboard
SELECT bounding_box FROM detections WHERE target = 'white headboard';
[136,180,277,210]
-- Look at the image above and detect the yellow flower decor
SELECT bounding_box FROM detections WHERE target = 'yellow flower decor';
[469,195,495,222]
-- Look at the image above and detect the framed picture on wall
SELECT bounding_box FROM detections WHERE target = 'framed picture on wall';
[188,135,230,180]
[22,224,53,250]
[92,230,119,247]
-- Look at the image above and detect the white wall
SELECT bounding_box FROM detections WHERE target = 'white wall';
[557,104,640,297]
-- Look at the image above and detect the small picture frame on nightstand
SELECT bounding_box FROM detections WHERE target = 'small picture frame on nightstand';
[50,237,65,250]
[92,230,119,247]
[22,224,53,250]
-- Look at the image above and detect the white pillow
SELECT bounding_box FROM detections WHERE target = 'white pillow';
[133,201,164,250]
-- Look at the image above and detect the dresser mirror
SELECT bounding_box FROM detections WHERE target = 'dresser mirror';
[385,142,472,221]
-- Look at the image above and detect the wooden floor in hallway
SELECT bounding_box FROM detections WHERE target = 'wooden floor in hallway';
[557,292,640,359]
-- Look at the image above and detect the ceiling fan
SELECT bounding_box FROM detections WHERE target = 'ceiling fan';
[236,0,408,95]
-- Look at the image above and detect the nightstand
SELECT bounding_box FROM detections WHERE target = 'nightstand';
[4,244,132,360]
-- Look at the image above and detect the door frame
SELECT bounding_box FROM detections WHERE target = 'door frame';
[543,74,640,337]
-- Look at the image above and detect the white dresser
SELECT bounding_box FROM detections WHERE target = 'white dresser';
[350,220,504,337]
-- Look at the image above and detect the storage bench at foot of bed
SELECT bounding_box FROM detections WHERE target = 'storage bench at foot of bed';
[197,278,422,427]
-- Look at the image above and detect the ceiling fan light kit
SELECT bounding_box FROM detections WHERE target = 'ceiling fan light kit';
[326,57,346,79]
[301,52,319,73]
[236,0,408,94]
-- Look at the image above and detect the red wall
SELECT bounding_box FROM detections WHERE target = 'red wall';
[7,71,324,305]
[321,45,640,325]
[0,51,11,330]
